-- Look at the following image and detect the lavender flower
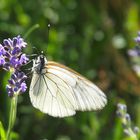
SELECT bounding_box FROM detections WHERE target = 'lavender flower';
[116,103,140,139]
[134,31,140,44]
[6,71,27,97]
[128,32,140,76]
[133,127,140,134]
[0,35,29,70]
[0,36,29,97]
[128,46,140,57]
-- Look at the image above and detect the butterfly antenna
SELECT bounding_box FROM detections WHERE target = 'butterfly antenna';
[47,24,51,49]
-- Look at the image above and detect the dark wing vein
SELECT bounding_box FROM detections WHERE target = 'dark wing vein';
[81,78,106,99]
[43,74,72,116]
[41,75,48,111]
[79,79,106,109]
[42,75,54,115]
[44,74,75,109]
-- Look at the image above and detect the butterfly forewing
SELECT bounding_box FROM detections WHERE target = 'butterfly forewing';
[47,61,107,110]
[29,59,107,117]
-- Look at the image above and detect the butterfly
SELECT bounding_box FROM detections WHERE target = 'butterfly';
[29,54,107,117]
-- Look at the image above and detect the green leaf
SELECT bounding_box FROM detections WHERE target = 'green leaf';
[0,121,6,140]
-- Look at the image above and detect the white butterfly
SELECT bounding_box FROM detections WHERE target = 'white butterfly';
[29,54,107,117]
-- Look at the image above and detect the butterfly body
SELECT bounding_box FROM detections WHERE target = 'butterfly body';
[29,55,107,117]
[32,55,47,74]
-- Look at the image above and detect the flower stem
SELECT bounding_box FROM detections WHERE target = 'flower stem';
[6,95,18,140]
[23,24,40,39]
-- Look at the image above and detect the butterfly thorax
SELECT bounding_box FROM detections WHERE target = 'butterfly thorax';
[33,55,47,74]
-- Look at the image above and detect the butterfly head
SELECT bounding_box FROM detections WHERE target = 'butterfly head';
[33,52,47,74]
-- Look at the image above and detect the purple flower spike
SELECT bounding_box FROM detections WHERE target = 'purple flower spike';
[10,56,19,68]
[11,73,17,80]
[6,85,14,97]
[8,79,15,85]
[3,62,10,71]
[13,37,18,47]
[17,71,24,78]
[134,32,140,44]
[20,82,27,92]
[16,35,27,48]
[0,56,5,65]
[134,37,140,44]
[0,44,6,55]
[0,35,28,70]
[7,70,28,97]
[5,51,11,58]
[3,39,12,47]
[0,36,29,97]
[14,87,19,92]
[128,32,140,76]
[12,47,21,55]
[19,54,29,65]
[128,46,140,57]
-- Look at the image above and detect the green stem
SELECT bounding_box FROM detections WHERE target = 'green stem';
[128,128,138,140]
[23,24,40,39]
[6,95,18,140]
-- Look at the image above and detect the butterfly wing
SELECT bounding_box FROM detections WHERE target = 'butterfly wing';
[29,61,107,117]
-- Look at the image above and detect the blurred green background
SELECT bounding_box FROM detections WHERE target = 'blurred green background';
[0,0,140,140]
